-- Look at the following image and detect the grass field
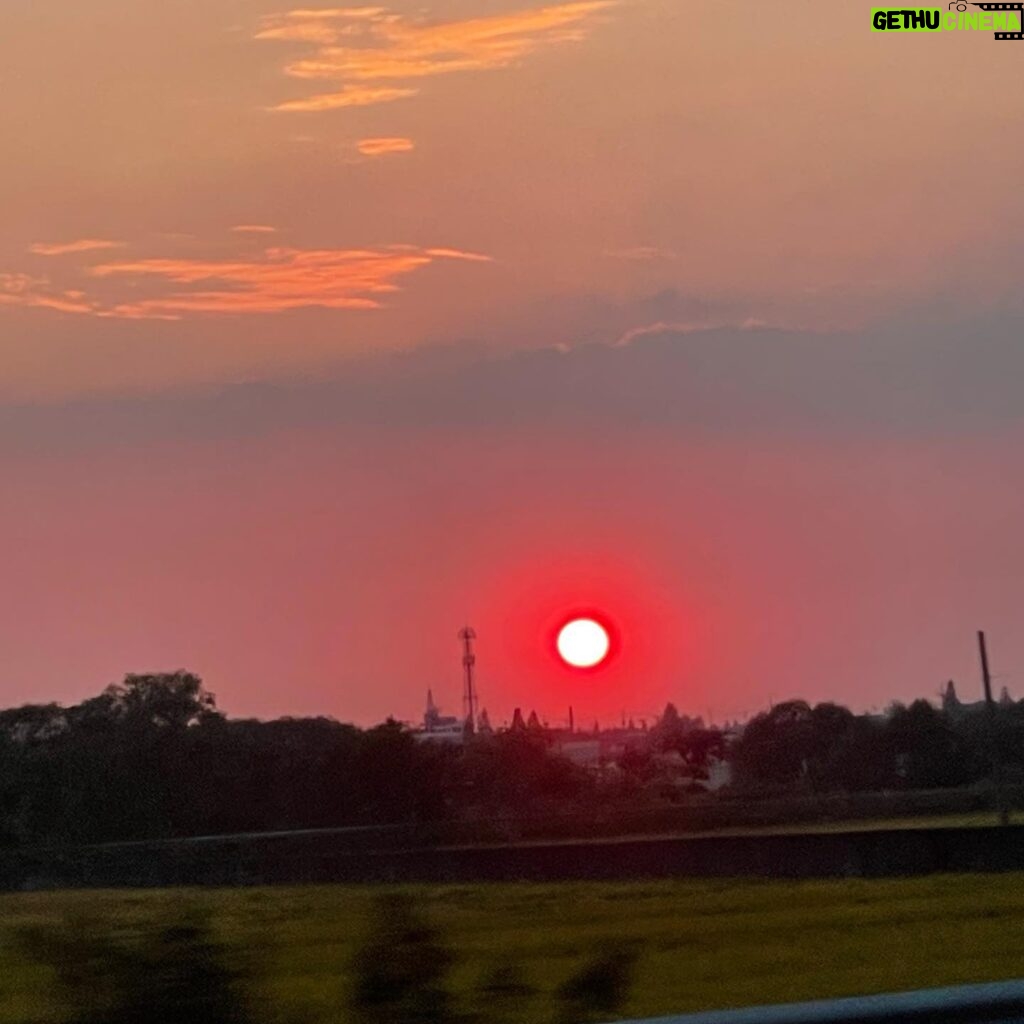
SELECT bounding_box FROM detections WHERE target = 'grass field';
[4,874,1024,1022]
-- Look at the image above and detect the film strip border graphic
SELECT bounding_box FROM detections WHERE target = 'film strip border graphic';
[972,2,1024,38]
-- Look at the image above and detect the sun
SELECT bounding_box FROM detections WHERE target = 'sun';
[557,618,611,669]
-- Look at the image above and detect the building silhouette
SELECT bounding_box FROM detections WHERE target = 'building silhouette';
[942,679,1015,719]
[416,689,464,744]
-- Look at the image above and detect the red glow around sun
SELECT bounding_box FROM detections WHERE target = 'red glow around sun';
[476,550,702,720]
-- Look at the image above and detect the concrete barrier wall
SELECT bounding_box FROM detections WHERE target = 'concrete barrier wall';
[1,823,1023,890]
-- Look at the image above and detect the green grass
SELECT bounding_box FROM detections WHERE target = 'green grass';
[5,874,1024,1021]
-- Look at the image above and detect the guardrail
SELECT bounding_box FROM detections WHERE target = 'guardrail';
[614,979,1024,1023]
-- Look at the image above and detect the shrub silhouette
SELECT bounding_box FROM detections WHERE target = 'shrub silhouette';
[553,945,639,1024]
[21,913,251,1024]
[472,962,536,1023]
[349,892,459,1023]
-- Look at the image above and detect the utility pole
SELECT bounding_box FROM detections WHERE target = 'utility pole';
[978,630,1010,825]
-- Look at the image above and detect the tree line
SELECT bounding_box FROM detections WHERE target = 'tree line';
[0,673,1020,846]
[0,673,593,845]
[729,695,1024,794]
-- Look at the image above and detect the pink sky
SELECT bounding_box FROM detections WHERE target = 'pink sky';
[2,2,1024,724]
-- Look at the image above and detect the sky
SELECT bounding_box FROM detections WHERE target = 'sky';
[3,1,1024,726]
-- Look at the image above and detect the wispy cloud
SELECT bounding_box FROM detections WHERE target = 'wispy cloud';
[29,239,126,257]
[356,136,414,156]
[231,225,278,234]
[258,1,616,112]
[420,247,493,263]
[605,246,678,262]
[612,318,769,348]
[1,244,491,321]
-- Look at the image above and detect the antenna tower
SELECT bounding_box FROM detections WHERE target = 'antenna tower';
[459,626,479,731]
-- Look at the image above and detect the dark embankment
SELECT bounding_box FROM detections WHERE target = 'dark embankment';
[2,823,1024,890]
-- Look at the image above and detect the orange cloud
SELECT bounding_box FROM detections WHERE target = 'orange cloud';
[0,273,98,315]
[0,245,491,321]
[356,137,414,156]
[258,1,616,112]
[232,225,278,234]
[29,239,126,257]
[274,85,417,112]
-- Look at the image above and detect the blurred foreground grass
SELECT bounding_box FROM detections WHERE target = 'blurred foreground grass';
[4,874,1024,1021]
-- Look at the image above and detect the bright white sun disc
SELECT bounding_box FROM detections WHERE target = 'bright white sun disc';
[557,618,610,668]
